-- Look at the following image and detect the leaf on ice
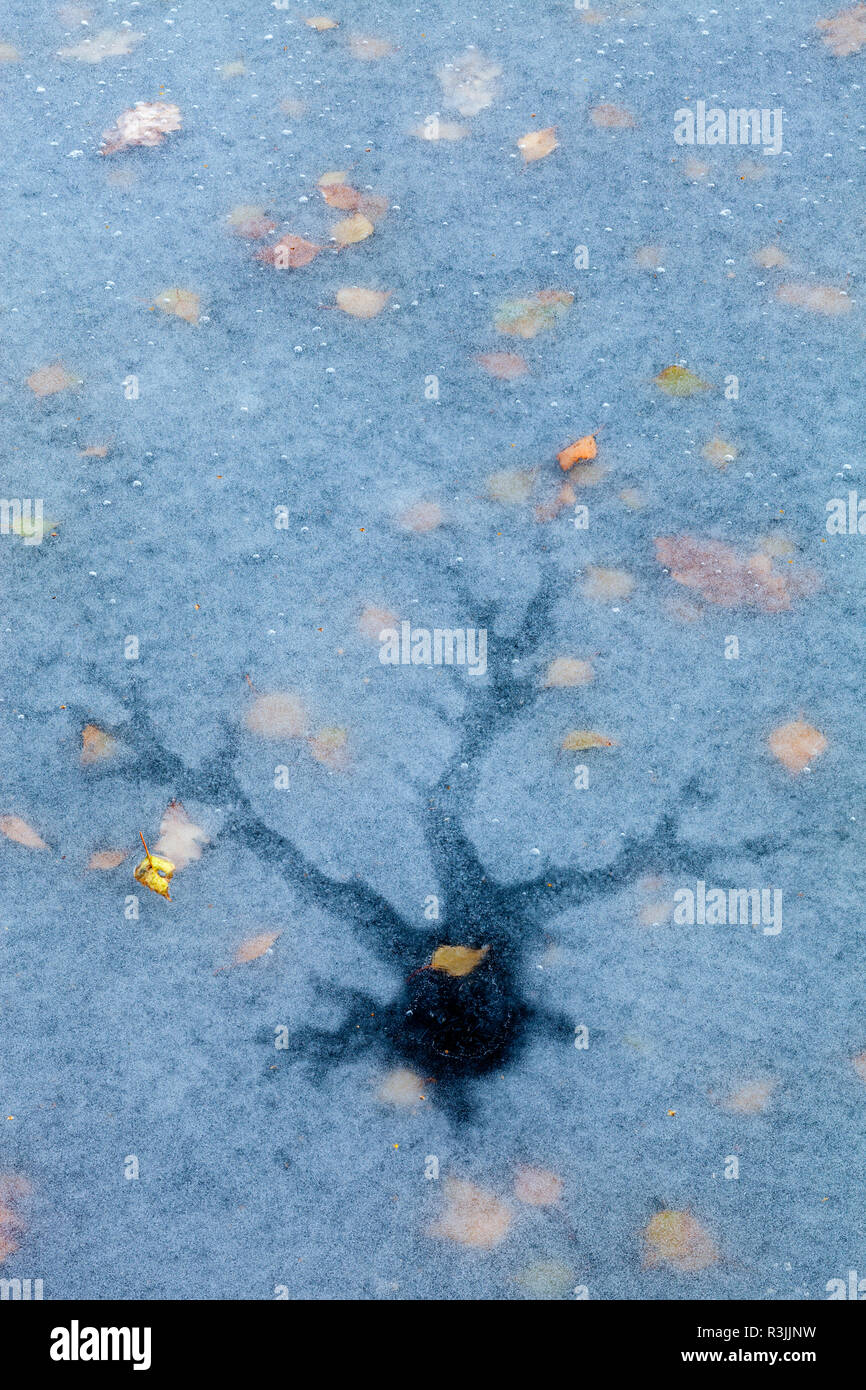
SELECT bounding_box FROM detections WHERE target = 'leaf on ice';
[654,535,818,612]
[0,815,49,850]
[517,126,558,162]
[475,352,529,379]
[768,719,827,773]
[486,468,535,503]
[80,724,119,765]
[319,184,362,210]
[411,117,470,141]
[719,1079,778,1114]
[0,42,20,62]
[307,727,349,771]
[154,800,209,870]
[233,930,281,964]
[560,729,616,751]
[305,16,339,30]
[642,1210,719,1272]
[396,502,444,533]
[245,693,309,739]
[513,1165,563,1206]
[590,103,636,128]
[494,290,573,339]
[59,29,145,62]
[101,102,182,155]
[558,434,597,470]
[331,213,375,246]
[348,35,396,61]
[226,205,276,239]
[430,944,489,977]
[27,363,81,397]
[376,1068,426,1106]
[653,365,711,396]
[358,605,399,638]
[581,566,634,602]
[816,4,866,55]
[428,1177,513,1249]
[775,282,852,315]
[87,849,129,871]
[154,288,200,324]
[334,287,390,318]
[752,245,789,269]
[258,235,322,268]
[543,657,593,688]
[701,437,738,469]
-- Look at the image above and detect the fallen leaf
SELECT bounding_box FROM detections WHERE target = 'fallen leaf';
[335,287,390,318]
[100,102,182,155]
[79,441,113,458]
[308,727,349,771]
[852,1051,866,1084]
[305,16,339,30]
[87,849,129,871]
[377,1068,425,1105]
[558,434,597,470]
[80,724,119,765]
[0,815,49,850]
[582,565,634,602]
[543,657,593,688]
[437,50,502,116]
[590,103,636,129]
[475,352,529,380]
[258,234,322,268]
[154,800,209,870]
[332,213,375,246]
[234,930,281,964]
[154,288,200,324]
[518,126,558,162]
[513,1165,563,1206]
[752,245,789,269]
[428,1177,513,1249]
[396,501,444,533]
[535,482,576,523]
[816,4,866,56]
[494,290,573,338]
[768,718,827,773]
[720,1079,778,1114]
[27,363,80,398]
[59,28,144,62]
[642,1210,719,1272]
[561,729,617,751]
[357,194,389,223]
[486,468,535,504]
[320,183,362,210]
[775,282,852,315]
[348,35,395,61]
[226,205,276,239]
[654,535,818,612]
[359,605,399,638]
[653,364,711,396]
[701,437,738,469]
[430,944,489,977]
[245,693,308,739]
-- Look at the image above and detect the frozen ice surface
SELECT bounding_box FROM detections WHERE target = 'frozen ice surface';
[0,0,864,1300]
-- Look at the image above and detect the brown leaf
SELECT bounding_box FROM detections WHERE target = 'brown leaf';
[258,235,322,268]
[154,288,200,324]
[27,363,81,398]
[334,287,390,318]
[768,719,827,773]
[775,282,852,315]
[642,1210,719,1272]
[245,693,309,739]
[81,724,119,765]
[234,930,281,964]
[0,815,49,850]
[654,535,818,612]
[428,1177,513,1249]
[517,125,558,162]
[87,849,129,871]
[475,352,529,380]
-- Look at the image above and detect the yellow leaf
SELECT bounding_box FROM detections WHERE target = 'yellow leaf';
[427,1177,513,1249]
[430,944,489,977]
[332,213,375,246]
[642,1210,719,1272]
[517,125,558,162]
[0,815,49,850]
[335,287,391,318]
[155,288,200,325]
[234,930,281,964]
[653,365,711,396]
[80,724,119,765]
[561,729,616,751]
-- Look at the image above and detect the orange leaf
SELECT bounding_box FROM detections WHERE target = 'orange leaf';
[768,719,827,773]
[557,434,597,470]
[517,125,558,162]
[234,930,281,964]
[0,815,49,850]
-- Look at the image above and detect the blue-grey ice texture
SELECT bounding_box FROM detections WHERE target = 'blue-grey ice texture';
[1,0,864,1300]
